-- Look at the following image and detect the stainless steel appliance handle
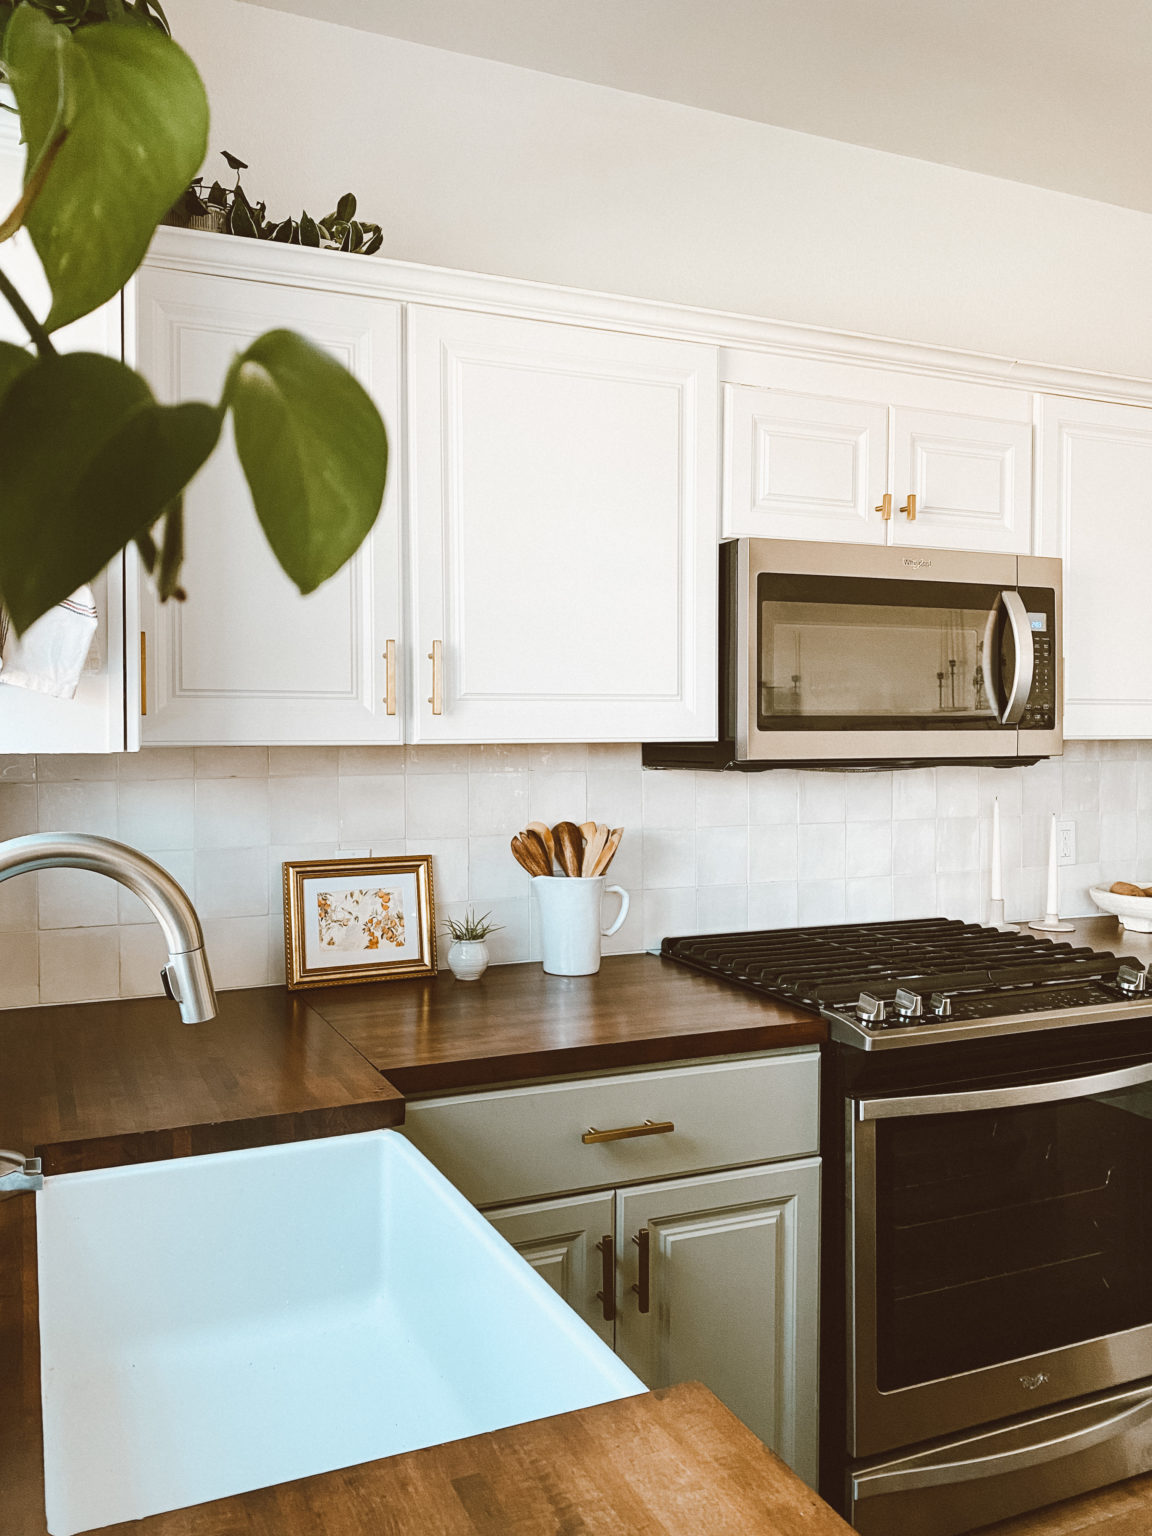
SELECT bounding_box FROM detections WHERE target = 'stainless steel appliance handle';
[1000,589,1034,725]
[980,602,1002,720]
[854,1391,1152,1498]
[858,1057,1152,1120]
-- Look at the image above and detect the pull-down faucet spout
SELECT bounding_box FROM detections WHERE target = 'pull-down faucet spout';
[0,833,217,1023]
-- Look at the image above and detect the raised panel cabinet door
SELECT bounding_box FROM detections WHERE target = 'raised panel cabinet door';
[1039,395,1152,738]
[722,384,889,543]
[485,1192,616,1348]
[615,1159,821,1488]
[133,266,402,744]
[890,407,1032,553]
[408,306,719,742]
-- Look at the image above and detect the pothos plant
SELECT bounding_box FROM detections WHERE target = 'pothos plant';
[174,150,384,255]
[0,2,388,634]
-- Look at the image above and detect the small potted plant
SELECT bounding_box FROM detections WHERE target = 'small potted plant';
[443,909,502,981]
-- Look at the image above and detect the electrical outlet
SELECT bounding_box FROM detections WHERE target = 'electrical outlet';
[1057,821,1076,866]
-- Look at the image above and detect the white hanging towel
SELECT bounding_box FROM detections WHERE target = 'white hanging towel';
[0,586,98,700]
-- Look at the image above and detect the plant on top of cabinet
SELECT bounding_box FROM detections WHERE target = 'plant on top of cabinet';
[166,150,384,255]
[0,4,388,639]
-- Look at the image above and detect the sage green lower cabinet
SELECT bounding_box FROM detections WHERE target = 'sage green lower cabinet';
[484,1156,820,1488]
[485,1192,615,1348]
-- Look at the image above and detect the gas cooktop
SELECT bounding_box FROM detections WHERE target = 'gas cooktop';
[662,917,1152,1050]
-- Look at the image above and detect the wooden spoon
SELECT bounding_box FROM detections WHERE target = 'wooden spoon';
[511,834,551,879]
[581,824,608,877]
[579,821,597,845]
[591,826,624,877]
[553,821,584,878]
[522,827,553,874]
[526,821,555,872]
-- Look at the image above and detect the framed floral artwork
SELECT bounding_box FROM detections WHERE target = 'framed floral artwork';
[282,855,437,989]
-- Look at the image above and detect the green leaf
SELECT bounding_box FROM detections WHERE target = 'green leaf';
[361,227,383,256]
[225,329,387,594]
[0,339,33,399]
[5,6,208,332]
[0,352,222,630]
[298,211,320,247]
[334,192,356,222]
[229,197,258,238]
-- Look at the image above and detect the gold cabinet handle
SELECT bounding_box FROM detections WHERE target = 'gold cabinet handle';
[632,1228,650,1314]
[383,639,397,716]
[900,493,917,521]
[581,1119,674,1144]
[139,631,147,717]
[876,493,893,521]
[427,639,443,716]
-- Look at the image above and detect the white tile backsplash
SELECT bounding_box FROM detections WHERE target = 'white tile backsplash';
[0,742,1142,1009]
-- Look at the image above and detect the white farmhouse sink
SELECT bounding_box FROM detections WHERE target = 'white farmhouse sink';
[36,1130,643,1535]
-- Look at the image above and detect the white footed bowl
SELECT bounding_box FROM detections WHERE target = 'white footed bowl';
[1090,885,1152,932]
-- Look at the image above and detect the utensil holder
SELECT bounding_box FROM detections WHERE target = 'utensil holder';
[531,875,629,976]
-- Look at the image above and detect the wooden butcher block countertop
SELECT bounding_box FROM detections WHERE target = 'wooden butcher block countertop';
[303,951,824,1094]
[97,1382,852,1536]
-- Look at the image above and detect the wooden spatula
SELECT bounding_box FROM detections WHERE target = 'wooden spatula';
[526,821,555,873]
[591,826,624,877]
[553,821,584,877]
[522,827,553,874]
[581,824,608,877]
[511,834,551,878]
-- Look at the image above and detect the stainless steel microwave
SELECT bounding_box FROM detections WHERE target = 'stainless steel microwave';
[643,539,1062,770]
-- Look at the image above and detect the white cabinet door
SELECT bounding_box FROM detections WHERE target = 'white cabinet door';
[0,145,127,754]
[889,408,1032,554]
[1039,395,1152,738]
[615,1159,821,1488]
[408,306,718,742]
[722,385,889,543]
[133,267,401,744]
[485,1192,615,1348]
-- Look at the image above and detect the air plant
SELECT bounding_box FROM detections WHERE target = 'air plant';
[443,909,503,943]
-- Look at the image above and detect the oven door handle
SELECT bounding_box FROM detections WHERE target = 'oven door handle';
[857,1057,1152,1120]
[853,1390,1152,1499]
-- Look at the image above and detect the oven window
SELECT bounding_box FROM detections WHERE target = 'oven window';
[872,1084,1152,1390]
[757,574,1004,731]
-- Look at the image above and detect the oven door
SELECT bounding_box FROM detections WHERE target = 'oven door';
[735,540,1061,762]
[847,1057,1152,1458]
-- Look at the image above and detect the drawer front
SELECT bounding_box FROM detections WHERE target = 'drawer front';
[401,1053,819,1206]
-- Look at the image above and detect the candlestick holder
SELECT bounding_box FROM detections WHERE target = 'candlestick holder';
[1028,914,1076,932]
[987,898,1018,932]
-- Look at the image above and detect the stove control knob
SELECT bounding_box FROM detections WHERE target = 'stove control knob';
[929,992,953,1018]
[894,988,924,1020]
[1118,964,1148,996]
[856,993,887,1024]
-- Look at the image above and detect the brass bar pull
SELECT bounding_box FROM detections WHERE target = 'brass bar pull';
[427,639,443,716]
[876,493,893,521]
[595,1235,615,1323]
[139,631,147,717]
[632,1228,650,1314]
[900,493,917,521]
[383,639,397,716]
[582,1119,675,1145]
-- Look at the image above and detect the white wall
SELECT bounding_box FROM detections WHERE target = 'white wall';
[0,743,1131,1009]
[170,0,1152,379]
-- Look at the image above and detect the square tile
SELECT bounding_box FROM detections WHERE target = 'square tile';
[0,755,36,782]
[407,773,469,839]
[747,882,798,929]
[528,771,587,829]
[469,835,534,901]
[696,885,749,934]
[935,817,980,873]
[0,783,38,839]
[642,887,698,950]
[119,924,168,998]
[935,766,979,818]
[846,772,892,822]
[695,772,748,827]
[268,746,340,777]
[749,823,798,884]
[893,874,937,919]
[696,826,748,887]
[38,781,117,837]
[118,779,195,849]
[467,772,529,838]
[846,876,894,922]
[797,880,846,925]
[892,768,936,820]
[798,773,845,824]
[892,820,936,877]
[405,745,472,774]
[117,748,194,780]
[845,821,892,879]
[0,932,38,1008]
[338,746,405,775]
[36,753,115,781]
[195,779,270,849]
[529,745,588,772]
[193,747,268,778]
[40,927,119,1003]
[747,771,798,825]
[410,837,468,904]
[586,770,643,831]
[798,822,846,881]
[642,828,695,888]
[469,745,529,772]
[195,847,269,919]
[641,770,695,830]
[269,777,340,844]
[38,868,119,930]
[200,916,272,989]
[337,776,406,845]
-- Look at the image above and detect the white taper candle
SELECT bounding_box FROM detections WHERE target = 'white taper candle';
[1045,812,1060,919]
[991,797,1002,902]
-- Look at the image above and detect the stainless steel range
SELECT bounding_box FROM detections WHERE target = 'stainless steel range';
[663,918,1152,1536]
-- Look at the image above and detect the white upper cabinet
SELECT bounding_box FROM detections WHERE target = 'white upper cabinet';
[722,352,1033,555]
[407,306,719,743]
[133,264,402,745]
[1038,395,1152,739]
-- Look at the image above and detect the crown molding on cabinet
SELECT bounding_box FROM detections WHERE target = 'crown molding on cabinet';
[143,225,1152,412]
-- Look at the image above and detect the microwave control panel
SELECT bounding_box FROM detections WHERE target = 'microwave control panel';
[1020,590,1057,730]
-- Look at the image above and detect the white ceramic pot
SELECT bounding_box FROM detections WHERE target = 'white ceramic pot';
[531,876,630,976]
[447,939,490,981]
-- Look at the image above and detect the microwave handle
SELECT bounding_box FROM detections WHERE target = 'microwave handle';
[982,590,1034,725]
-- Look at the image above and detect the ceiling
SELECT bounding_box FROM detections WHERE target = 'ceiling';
[241,0,1152,213]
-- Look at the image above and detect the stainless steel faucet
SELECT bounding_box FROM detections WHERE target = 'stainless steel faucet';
[0,832,217,1023]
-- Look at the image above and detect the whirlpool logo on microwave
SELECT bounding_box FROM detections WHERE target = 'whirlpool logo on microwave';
[1019,1372,1050,1391]
[903,557,933,570]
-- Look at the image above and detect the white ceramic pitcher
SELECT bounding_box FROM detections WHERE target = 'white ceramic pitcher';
[531,875,629,976]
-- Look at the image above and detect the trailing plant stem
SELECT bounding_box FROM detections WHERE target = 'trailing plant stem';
[0,267,56,358]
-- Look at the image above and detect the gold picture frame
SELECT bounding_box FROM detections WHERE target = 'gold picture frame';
[282,855,437,989]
